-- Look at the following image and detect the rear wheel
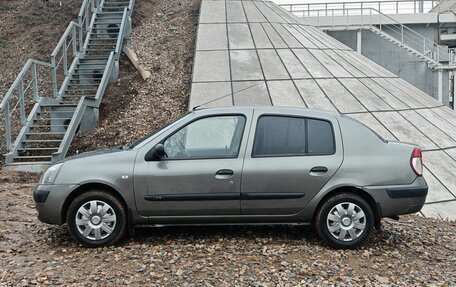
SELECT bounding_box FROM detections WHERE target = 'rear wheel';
[315,193,373,249]
[67,190,127,247]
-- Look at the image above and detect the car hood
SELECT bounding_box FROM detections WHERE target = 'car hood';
[61,146,126,162]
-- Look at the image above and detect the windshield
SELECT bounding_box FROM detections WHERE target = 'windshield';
[125,112,191,149]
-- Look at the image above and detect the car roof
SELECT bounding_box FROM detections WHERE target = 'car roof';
[192,106,340,118]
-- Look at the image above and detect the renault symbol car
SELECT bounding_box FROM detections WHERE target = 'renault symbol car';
[34,107,428,248]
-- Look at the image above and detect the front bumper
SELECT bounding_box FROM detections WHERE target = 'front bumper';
[34,184,78,225]
[364,177,428,218]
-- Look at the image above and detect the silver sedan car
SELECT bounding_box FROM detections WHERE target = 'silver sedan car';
[34,107,427,248]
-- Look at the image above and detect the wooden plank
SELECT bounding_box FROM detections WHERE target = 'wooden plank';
[123,46,151,80]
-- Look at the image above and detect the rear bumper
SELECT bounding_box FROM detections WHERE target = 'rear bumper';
[364,177,427,218]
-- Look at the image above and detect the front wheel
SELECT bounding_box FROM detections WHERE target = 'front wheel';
[67,190,127,247]
[315,193,374,249]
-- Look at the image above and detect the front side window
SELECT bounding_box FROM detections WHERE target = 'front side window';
[164,115,246,159]
[253,115,335,157]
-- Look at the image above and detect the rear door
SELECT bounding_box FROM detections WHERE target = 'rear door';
[240,110,343,215]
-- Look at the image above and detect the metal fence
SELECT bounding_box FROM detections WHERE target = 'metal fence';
[279,0,439,16]
[283,6,448,64]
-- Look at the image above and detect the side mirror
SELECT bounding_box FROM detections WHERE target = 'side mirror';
[145,144,166,161]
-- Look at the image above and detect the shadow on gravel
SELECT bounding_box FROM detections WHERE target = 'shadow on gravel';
[128,224,334,250]
[133,225,318,243]
[40,220,417,252]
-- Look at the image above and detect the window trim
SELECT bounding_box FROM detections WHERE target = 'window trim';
[251,114,336,158]
[150,114,247,161]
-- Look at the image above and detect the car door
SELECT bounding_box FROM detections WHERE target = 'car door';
[133,110,252,217]
[240,110,343,215]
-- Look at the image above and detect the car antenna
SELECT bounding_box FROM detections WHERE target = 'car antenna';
[192,82,264,111]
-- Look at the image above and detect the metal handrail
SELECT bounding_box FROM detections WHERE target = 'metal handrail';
[279,0,439,16]
[115,9,129,60]
[1,0,134,162]
[52,51,115,161]
[128,0,136,14]
[51,21,83,97]
[95,52,116,104]
[0,60,52,150]
[52,6,133,161]
[52,97,87,162]
[292,7,448,63]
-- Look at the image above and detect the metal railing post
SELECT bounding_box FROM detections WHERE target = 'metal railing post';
[370,8,373,27]
[3,103,11,151]
[63,38,68,76]
[51,57,58,98]
[423,38,426,55]
[78,16,83,51]
[437,44,440,62]
[18,80,25,125]
[347,9,349,29]
[379,10,382,31]
[85,3,89,32]
[72,27,77,56]
[361,8,363,29]
[401,26,404,43]
[32,62,38,102]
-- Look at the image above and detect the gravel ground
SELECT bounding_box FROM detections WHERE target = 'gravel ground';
[0,171,455,286]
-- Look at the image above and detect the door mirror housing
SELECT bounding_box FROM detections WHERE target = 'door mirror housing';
[145,144,166,161]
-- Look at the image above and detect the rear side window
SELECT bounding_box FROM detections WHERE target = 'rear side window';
[307,119,335,155]
[252,115,335,157]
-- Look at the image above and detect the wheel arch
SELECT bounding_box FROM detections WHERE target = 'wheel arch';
[313,186,381,227]
[61,182,128,224]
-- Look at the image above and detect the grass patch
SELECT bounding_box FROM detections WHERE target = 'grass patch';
[0,39,6,49]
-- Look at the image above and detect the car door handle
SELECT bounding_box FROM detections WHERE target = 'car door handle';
[215,169,234,179]
[310,166,328,175]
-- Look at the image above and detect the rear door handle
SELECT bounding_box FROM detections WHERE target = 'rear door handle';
[215,169,234,179]
[310,166,328,175]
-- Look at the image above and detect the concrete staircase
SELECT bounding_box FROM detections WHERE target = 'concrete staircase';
[368,26,441,69]
[0,0,135,171]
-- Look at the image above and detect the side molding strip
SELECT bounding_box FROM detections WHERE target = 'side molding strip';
[144,192,239,201]
[241,192,305,200]
[144,192,305,201]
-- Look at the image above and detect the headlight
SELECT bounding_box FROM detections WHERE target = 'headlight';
[39,163,63,184]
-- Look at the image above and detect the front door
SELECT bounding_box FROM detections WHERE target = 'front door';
[241,112,343,215]
[134,113,250,216]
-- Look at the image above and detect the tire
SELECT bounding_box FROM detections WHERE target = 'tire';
[315,193,374,249]
[67,190,127,247]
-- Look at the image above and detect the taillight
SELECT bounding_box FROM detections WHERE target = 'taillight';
[410,147,423,176]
